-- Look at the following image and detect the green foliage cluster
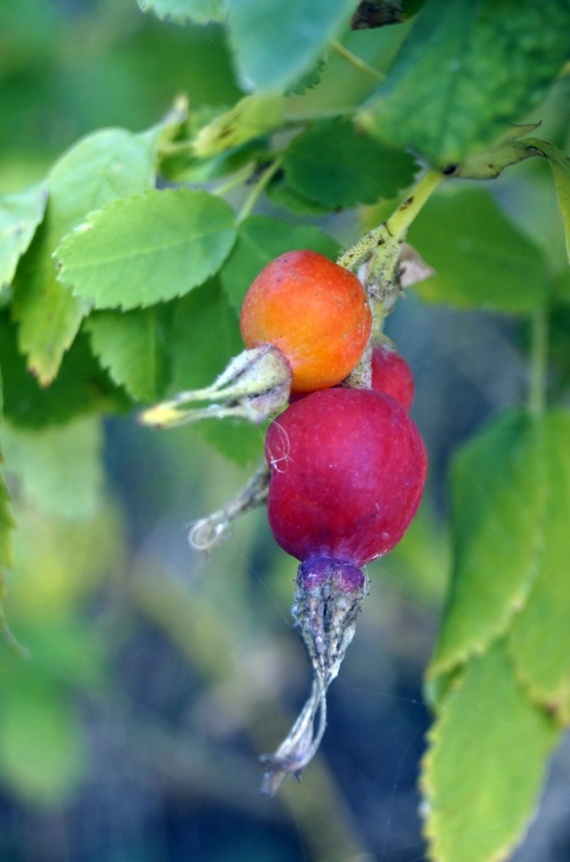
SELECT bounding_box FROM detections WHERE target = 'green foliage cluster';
[1,0,570,858]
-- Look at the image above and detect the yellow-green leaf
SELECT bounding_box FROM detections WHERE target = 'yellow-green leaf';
[509,409,570,720]
[430,411,546,679]
[423,639,558,862]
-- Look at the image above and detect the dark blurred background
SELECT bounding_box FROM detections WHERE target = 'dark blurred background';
[1,1,570,860]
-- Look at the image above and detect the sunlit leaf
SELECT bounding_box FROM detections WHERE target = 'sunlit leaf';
[509,409,570,721]
[12,128,159,384]
[55,189,237,310]
[423,639,558,862]
[359,0,570,166]
[0,184,47,294]
[430,411,546,679]
[408,188,549,312]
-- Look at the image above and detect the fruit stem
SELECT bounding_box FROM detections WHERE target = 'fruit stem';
[528,306,548,418]
[330,39,384,82]
[337,168,443,338]
[238,156,284,222]
[188,460,270,552]
[213,162,258,198]
[338,168,444,273]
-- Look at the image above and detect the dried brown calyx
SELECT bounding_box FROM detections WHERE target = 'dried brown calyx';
[260,557,369,796]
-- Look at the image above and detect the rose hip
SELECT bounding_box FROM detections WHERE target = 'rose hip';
[260,387,427,794]
[265,388,427,567]
[240,250,372,393]
[371,343,415,411]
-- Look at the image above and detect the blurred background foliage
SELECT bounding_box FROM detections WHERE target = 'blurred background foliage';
[0,1,570,861]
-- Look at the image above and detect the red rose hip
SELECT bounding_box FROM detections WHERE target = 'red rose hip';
[371,343,415,411]
[265,387,427,567]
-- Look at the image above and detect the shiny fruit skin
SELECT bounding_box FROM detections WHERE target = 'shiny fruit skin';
[240,250,372,393]
[265,388,427,566]
[371,343,415,411]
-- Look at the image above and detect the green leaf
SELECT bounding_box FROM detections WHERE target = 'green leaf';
[170,279,263,464]
[266,174,331,216]
[137,0,226,23]
[0,690,87,804]
[283,118,417,209]
[525,140,570,267]
[2,417,104,520]
[359,0,570,166]
[408,188,549,312]
[285,58,327,96]
[423,639,558,862]
[509,409,570,721]
[85,307,172,403]
[0,313,132,429]
[55,189,237,310]
[453,124,543,181]
[227,0,357,92]
[12,128,159,384]
[193,94,286,157]
[0,469,13,580]
[430,411,546,679]
[220,215,340,314]
[0,184,47,294]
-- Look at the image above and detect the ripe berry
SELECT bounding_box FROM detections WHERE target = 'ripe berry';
[371,342,415,411]
[240,250,372,393]
[265,388,427,566]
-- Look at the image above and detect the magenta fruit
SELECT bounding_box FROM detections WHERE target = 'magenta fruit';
[371,342,415,412]
[260,388,427,794]
[265,388,427,566]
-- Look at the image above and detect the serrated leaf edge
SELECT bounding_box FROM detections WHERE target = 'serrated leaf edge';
[53,189,238,312]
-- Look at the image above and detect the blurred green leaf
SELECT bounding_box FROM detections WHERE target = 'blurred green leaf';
[9,501,125,621]
[359,0,570,166]
[0,314,132,429]
[283,118,417,209]
[12,128,160,383]
[408,188,549,312]
[137,0,226,23]
[527,139,570,266]
[193,94,285,157]
[56,189,237,310]
[170,279,263,463]
[0,469,12,581]
[220,215,340,314]
[423,639,558,862]
[0,690,87,804]
[430,411,546,679]
[0,184,47,294]
[2,417,104,520]
[227,0,356,92]
[509,409,570,720]
[85,307,172,402]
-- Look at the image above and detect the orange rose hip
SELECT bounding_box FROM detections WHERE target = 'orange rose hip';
[239,250,372,393]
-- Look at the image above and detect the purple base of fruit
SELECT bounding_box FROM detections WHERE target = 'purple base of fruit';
[297,557,365,594]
